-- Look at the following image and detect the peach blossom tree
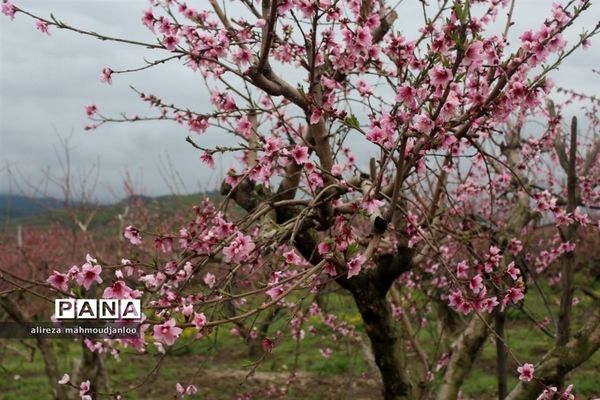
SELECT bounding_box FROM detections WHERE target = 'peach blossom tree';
[2,0,600,399]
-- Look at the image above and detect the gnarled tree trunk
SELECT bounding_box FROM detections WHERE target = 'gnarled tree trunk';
[506,303,600,400]
[352,281,411,399]
[437,314,491,400]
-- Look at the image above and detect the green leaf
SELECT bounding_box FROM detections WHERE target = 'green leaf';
[345,114,360,129]
[346,242,360,258]
[297,86,307,98]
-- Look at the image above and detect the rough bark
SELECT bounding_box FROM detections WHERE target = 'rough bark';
[506,304,600,400]
[353,286,411,400]
[554,117,579,385]
[437,314,492,400]
[436,302,464,355]
[223,158,415,399]
[495,309,507,400]
[335,246,414,400]
[80,343,109,399]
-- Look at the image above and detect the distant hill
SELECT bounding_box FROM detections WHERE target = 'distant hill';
[0,194,65,219]
[0,192,222,228]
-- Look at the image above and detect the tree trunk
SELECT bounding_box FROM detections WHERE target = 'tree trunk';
[436,301,464,355]
[353,286,412,400]
[437,314,492,400]
[80,344,109,400]
[495,310,507,399]
[506,304,600,400]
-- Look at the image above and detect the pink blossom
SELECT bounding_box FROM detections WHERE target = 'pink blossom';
[68,265,80,280]
[77,263,102,290]
[176,383,185,395]
[80,380,91,398]
[323,262,336,275]
[355,26,372,48]
[536,387,557,400]
[232,48,253,66]
[320,348,333,358]
[153,319,183,346]
[58,374,70,385]
[264,137,281,154]
[200,152,215,169]
[561,384,575,400]
[469,274,484,294]
[155,237,173,253]
[124,225,142,245]
[296,0,316,17]
[283,249,302,265]
[347,255,364,279]
[506,262,520,280]
[186,385,198,395]
[456,261,469,279]
[236,116,253,138]
[508,238,523,255]
[573,207,590,225]
[100,67,112,85]
[85,105,97,116]
[414,114,434,134]
[535,191,557,212]
[308,171,323,188]
[318,0,332,9]
[47,271,69,291]
[103,280,133,299]
[367,125,390,146]
[35,20,50,35]
[331,164,344,176]
[223,233,256,263]
[318,242,331,255]
[262,338,273,353]
[503,287,524,309]
[517,363,534,382]
[1,1,16,20]
[428,66,453,87]
[310,108,323,125]
[396,84,418,109]
[582,38,591,49]
[463,41,484,67]
[362,198,384,215]
[181,304,193,317]
[356,79,373,96]
[164,261,178,275]
[188,116,208,133]
[266,285,285,300]
[203,272,216,288]
[163,34,179,50]
[448,291,464,309]
[193,312,207,329]
[141,8,155,32]
[139,274,158,289]
[484,245,502,273]
[291,145,309,164]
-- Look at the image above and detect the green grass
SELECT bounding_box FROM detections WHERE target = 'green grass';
[2,285,600,399]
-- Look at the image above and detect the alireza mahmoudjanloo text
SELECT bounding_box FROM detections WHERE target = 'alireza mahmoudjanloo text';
[55,299,141,320]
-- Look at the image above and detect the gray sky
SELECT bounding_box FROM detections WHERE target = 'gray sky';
[1,1,598,202]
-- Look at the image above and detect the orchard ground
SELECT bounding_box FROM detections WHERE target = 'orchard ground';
[2,281,599,399]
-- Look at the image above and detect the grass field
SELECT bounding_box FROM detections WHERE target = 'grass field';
[1,279,600,400]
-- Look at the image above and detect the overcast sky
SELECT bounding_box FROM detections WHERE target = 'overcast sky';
[1,1,598,202]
